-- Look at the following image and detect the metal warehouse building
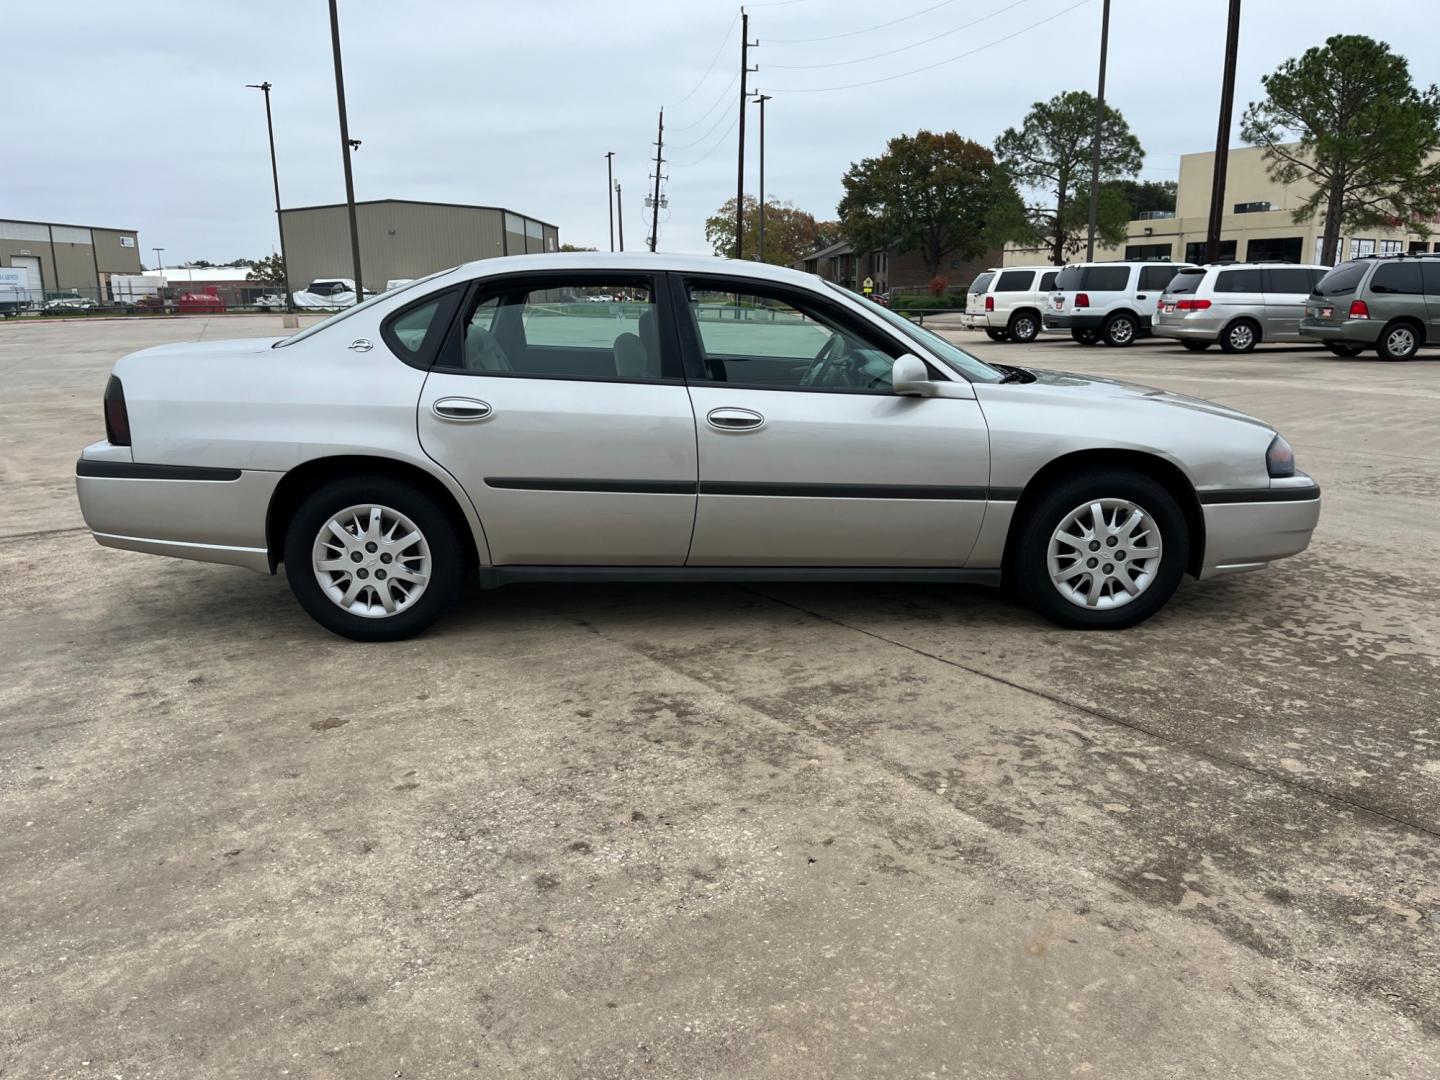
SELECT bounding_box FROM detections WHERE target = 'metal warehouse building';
[2,218,142,301]
[278,199,559,294]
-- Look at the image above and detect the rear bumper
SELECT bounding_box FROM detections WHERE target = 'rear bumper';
[1196,477,1321,579]
[1298,317,1378,344]
[1153,314,1225,341]
[75,446,280,573]
[960,312,991,330]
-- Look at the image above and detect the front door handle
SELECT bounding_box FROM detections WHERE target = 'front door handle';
[706,407,765,432]
[433,397,492,422]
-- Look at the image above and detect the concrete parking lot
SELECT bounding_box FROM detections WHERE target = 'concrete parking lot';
[2,315,1436,1078]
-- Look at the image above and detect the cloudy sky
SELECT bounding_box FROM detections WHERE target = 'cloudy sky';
[6,0,1434,265]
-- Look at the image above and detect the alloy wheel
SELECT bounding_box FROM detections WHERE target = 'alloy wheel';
[1106,317,1134,345]
[311,503,431,618]
[1046,498,1163,610]
[1228,323,1255,351]
[1385,326,1416,358]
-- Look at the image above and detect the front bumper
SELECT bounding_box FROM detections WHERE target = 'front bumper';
[76,444,280,573]
[1042,312,1105,331]
[1298,317,1379,344]
[1196,475,1321,579]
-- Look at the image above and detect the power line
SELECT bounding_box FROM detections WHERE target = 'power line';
[766,0,960,43]
[667,9,740,109]
[669,96,739,151]
[670,110,742,169]
[668,70,739,132]
[766,0,1034,69]
[767,0,1091,93]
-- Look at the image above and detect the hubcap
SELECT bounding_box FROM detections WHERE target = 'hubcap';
[1015,317,1035,339]
[1230,324,1254,349]
[1387,327,1415,355]
[1047,498,1163,611]
[312,503,431,619]
[1109,319,1133,344]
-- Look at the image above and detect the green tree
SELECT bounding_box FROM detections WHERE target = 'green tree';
[558,243,598,252]
[246,253,287,287]
[995,91,1144,264]
[836,130,1025,279]
[1241,34,1440,265]
[704,196,829,266]
[1107,179,1177,219]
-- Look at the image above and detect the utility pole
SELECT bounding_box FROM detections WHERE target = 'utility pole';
[1206,0,1242,263]
[328,0,364,302]
[615,181,625,251]
[153,247,164,272]
[604,151,616,252]
[1084,0,1111,262]
[735,10,758,259]
[649,109,666,252]
[245,81,294,310]
[752,93,771,263]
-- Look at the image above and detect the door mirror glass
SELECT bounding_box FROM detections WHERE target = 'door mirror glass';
[891,354,931,396]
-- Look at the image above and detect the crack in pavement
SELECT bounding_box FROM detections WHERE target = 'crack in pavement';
[0,526,89,545]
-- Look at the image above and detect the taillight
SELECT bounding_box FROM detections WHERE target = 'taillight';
[1075,292,1090,308]
[1175,299,1212,311]
[1348,300,1369,319]
[984,295,995,311]
[103,375,131,446]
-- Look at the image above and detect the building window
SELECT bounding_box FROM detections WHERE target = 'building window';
[1124,243,1172,261]
[1379,239,1403,255]
[1184,240,1236,263]
[1245,236,1302,263]
[1233,201,1272,214]
[1348,238,1376,259]
[1409,241,1428,253]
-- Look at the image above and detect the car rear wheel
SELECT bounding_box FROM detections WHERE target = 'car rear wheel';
[1180,340,1211,352]
[1007,311,1040,343]
[1102,313,1137,347]
[984,328,1008,342]
[1219,319,1260,354]
[1071,328,1100,345]
[1375,321,1421,361]
[1324,341,1365,357]
[1014,470,1188,630]
[284,476,464,641]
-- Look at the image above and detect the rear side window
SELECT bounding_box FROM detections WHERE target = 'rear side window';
[1039,271,1058,291]
[1314,261,1368,296]
[1083,266,1130,291]
[968,272,995,294]
[1370,261,1424,294]
[995,270,1035,292]
[1263,267,1314,294]
[1214,268,1263,293]
[1139,265,1179,291]
[1054,267,1083,290]
[1165,270,1206,295]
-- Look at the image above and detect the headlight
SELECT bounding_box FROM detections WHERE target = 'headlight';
[1267,434,1295,478]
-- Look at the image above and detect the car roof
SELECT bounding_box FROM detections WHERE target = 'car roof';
[449,250,827,289]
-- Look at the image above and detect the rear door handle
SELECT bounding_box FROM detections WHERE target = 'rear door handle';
[433,397,492,422]
[706,407,765,432]
[1136,294,1148,300]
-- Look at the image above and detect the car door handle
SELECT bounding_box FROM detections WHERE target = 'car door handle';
[1136,294,1148,300]
[706,407,765,432]
[432,397,492,422]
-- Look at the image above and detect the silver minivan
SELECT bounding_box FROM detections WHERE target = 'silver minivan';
[1154,263,1328,353]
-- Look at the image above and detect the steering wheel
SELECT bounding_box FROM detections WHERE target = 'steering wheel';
[800,332,849,386]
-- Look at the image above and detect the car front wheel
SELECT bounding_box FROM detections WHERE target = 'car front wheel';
[1014,470,1189,630]
[284,476,464,641]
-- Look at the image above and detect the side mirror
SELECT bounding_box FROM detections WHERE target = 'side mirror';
[891,353,932,396]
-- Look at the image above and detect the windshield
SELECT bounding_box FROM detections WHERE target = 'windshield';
[273,268,455,348]
[825,282,1003,383]
[1313,260,1367,296]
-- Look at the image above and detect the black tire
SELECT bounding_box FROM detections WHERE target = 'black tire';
[1007,310,1041,343]
[1323,340,1365,357]
[1375,320,1421,361]
[283,475,465,641]
[1013,469,1189,631]
[1071,328,1101,345]
[1218,318,1260,354]
[1180,339,1211,352]
[1102,313,1138,347]
[984,328,1008,342]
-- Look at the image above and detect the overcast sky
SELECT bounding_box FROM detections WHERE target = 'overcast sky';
[6,0,1434,265]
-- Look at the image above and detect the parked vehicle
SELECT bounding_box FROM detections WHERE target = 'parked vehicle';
[42,295,97,312]
[253,293,288,310]
[1298,253,1440,361]
[0,267,32,317]
[1154,263,1329,353]
[293,278,375,309]
[964,265,1060,343]
[76,253,1319,640]
[961,270,997,331]
[1044,261,1196,346]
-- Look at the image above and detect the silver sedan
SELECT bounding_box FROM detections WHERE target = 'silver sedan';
[75,253,1320,640]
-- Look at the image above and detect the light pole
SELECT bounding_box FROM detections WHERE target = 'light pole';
[328,0,364,303]
[615,181,625,252]
[1206,0,1243,263]
[245,81,295,310]
[752,93,771,262]
[152,247,164,273]
[1084,0,1111,262]
[604,151,615,252]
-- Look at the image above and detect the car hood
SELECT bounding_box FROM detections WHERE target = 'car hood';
[998,367,1275,431]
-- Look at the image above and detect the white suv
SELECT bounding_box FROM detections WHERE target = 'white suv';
[964,265,1060,343]
[1044,261,1196,346]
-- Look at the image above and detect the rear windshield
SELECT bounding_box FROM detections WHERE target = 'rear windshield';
[1054,267,1082,290]
[968,272,995,294]
[1313,260,1368,296]
[1164,270,1206,295]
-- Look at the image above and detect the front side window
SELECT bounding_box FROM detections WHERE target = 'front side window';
[686,282,897,391]
[824,283,1004,384]
[441,279,667,380]
[995,270,1035,292]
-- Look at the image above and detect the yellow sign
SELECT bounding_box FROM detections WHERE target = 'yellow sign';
[863,277,874,294]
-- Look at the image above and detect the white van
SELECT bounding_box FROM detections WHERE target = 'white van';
[964,265,1060,343]
[1043,261,1196,346]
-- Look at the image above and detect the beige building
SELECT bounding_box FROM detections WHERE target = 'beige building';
[1003,144,1440,267]
[1,218,143,300]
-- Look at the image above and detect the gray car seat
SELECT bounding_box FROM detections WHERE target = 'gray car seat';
[612,307,661,378]
[465,325,512,372]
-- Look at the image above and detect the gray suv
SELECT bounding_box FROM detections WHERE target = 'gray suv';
[1298,254,1440,360]
[1154,263,1328,353]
